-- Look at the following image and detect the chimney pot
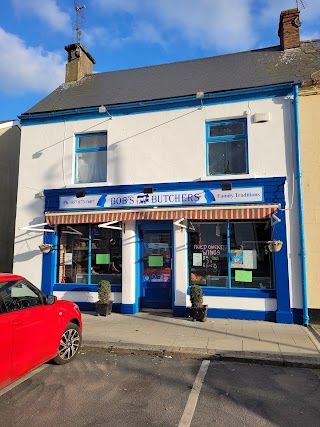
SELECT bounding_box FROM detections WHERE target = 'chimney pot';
[278,8,301,50]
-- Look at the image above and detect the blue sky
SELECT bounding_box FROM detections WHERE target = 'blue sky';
[1,0,319,121]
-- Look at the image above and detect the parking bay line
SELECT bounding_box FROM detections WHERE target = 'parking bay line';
[0,365,49,397]
[178,360,210,427]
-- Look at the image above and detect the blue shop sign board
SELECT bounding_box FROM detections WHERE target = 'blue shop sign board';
[59,186,264,210]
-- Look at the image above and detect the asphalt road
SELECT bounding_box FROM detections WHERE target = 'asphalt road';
[1,350,320,427]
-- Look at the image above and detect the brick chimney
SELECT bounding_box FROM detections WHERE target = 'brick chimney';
[278,8,301,50]
[64,43,96,83]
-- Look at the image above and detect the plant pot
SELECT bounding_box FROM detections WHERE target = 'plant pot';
[95,301,113,316]
[190,305,208,322]
[267,240,283,253]
[39,244,53,254]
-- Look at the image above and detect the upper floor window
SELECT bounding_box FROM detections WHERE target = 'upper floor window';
[206,119,248,175]
[75,133,107,183]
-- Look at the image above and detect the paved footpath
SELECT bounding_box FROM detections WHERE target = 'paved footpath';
[82,312,320,368]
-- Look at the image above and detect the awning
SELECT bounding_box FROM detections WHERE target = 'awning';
[45,204,279,225]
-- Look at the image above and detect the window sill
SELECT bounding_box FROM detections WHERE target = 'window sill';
[187,287,275,298]
[198,174,256,181]
[67,182,111,188]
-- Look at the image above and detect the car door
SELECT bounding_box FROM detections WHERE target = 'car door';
[3,279,59,381]
[0,295,13,389]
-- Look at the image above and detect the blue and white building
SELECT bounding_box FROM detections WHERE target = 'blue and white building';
[13,12,320,324]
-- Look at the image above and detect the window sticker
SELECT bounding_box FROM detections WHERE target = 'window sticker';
[192,253,203,267]
[243,250,257,269]
[235,270,252,283]
[231,250,244,268]
[96,254,110,264]
[148,256,164,267]
[65,253,73,266]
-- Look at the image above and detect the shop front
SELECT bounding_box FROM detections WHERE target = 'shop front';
[41,177,293,323]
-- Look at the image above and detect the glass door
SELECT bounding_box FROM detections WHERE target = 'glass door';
[140,231,172,309]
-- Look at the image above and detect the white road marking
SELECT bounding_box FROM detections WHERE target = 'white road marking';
[0,365,49,397]
[178,360,210,427]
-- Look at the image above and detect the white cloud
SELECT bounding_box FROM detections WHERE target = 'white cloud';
[92,0,320,52]
[82,21,165,49]
[301,31,320,40]
[0,27,65,95]
[259,0,320,26]
[11,0,71,32]
[92,0,256,53]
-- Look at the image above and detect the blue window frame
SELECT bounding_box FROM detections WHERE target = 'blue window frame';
[188,220,274,290]
[75,132,107,184]
[206,119,248,176]
[57,224,122,288]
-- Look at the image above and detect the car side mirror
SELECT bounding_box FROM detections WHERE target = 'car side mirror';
[46,295,57,305]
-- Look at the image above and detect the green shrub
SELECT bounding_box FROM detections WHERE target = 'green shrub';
[190,284,203,308]
[97,280,111,304]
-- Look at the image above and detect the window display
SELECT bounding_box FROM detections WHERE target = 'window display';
[57,224,122,286]
[188,220,273,289]
[189,222,228,287]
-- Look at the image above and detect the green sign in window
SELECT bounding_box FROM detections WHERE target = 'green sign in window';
[148,256,163,267]
[235,269,252,283]
[96,254,110,264]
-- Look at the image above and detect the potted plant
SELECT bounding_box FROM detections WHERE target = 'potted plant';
[39,244,53,254]
[189,284,208,322]
[95,280,113,316]
[266,240,283,253]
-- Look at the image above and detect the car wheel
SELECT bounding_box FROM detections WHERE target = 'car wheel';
[53,322,82,365]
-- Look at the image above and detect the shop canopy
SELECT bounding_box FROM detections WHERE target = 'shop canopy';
[45,204,279,225]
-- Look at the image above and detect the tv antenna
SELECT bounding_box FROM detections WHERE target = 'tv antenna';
[74,0,86,44]
[295,0,307,9]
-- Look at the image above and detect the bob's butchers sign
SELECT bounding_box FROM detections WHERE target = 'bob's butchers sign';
[59,187,263,210]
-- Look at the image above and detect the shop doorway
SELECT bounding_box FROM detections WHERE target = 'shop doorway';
[140,228,172,310]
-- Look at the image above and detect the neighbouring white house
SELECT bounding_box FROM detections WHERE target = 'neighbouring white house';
[13,8,320,324]
[0,120,20,273]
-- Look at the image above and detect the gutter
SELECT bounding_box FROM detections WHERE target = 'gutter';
[19,83,295,126]
[293,83,309,326]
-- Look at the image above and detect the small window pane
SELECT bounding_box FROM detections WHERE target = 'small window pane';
[209,122,244,138]
[208,142,227,175]
[90,225,122,285]
[189,222,228,287]
[76,151,107,183]
[57,225,89,283]
[208,140,246,175]
[78,134,106,149]
[230,221,274,289]
[227,140,247,174]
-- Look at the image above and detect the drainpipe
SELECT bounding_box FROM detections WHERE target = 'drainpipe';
[293,83,309,326]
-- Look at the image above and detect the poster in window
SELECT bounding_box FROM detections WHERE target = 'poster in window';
[230,250,244,268]
[65,252,73,266]
[231,250,257,269]
[243,250,257,269]
[235,269,252,283]
[192,253,202,267]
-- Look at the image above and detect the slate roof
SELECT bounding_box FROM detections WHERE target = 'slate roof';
[23,40,320,116]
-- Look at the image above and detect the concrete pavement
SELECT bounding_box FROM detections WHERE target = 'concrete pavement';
[81,312,320,368]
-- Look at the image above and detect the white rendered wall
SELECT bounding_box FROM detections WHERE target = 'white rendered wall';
[14,96,301,310]
[121,221,136,305]
[53,291,122,304]
[173,226,188,307]
[16,98,293,190]
[187,296,277,311]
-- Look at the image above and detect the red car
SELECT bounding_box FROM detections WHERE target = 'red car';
[0,273,82,389]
